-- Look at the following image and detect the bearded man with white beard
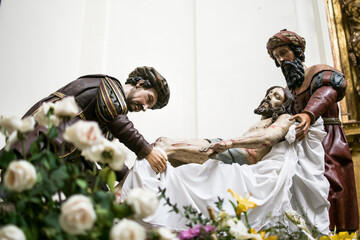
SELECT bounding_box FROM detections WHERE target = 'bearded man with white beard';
[266,29,358,232]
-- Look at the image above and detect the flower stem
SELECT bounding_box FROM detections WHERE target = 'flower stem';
[58,191,62,203]
[21,138,26,160]
[93,164,100,192]
[60,123,65,157]
[244,212,250,229]
[46,110,52,151]
[301,229,315,240]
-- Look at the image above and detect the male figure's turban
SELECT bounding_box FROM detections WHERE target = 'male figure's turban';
[266,29,306,59]
[126,66,170,109]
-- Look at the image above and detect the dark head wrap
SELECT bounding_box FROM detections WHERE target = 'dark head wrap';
[266,29,306,60]
[126,66,170,109]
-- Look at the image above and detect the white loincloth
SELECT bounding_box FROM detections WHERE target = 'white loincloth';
[121,118,330,234]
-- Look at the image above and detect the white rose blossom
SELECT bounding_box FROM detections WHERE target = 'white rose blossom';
[18,116,35,133]
[5,131,18,151]
[110,219,146,240]
[52,191,66,202]
[81,138,126,170]
[106,140,127,171]
[125,188,159,219]
[59,194,96,235]
[34,102,60,128]
[227,219,261,240]
[54,96,79,119]
[158,227,179,240]
[0,116,22,134]
[63,120,104,150]
[0,224,26,240]
[0,116,35,134]
[4,160,37,192]
[81,144,105,163]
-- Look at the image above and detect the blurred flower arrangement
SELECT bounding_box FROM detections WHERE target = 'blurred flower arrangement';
[159,186,359,240]
[0,96,358,240]
[0,97,176,240]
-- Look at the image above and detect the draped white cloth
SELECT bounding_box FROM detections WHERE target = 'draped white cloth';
[121,118,330,234]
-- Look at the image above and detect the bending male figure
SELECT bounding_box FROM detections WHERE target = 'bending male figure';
[266,29,358,231]
[154,86,295,166]
[9,66,170,180]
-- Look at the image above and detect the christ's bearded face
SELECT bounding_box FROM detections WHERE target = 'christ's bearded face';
[254,87,286,119]
[272,45,305,90]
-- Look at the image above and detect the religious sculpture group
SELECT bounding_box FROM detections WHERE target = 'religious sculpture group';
[1,30,359,234]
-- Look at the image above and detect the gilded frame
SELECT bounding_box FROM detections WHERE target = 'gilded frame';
[325,0,360,229]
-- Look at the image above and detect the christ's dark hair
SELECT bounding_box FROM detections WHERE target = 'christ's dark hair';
[265,86,294,122]
[265,86,294,114]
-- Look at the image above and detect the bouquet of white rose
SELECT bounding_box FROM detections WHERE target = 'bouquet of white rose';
[0,97,175,240]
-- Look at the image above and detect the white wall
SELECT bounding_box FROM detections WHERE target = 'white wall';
[0,0,333,162]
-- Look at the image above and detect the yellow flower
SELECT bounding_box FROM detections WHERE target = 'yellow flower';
[320,236,331,240]
[333,231,357,240]
[260,231,278,240]
[320,231,357,240]
[249,228,257,234]
[228,189,257,215]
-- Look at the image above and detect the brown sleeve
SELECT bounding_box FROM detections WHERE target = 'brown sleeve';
[107,115,152,159]
[303,86,338,123]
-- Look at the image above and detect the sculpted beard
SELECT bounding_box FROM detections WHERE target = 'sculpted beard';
[254,99,286,123]
[281,57,305,90]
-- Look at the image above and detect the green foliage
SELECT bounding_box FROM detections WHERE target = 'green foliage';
[159,187,358,240]
[0,150,16,169]
[99,167,116,192]
[0,127,134,240]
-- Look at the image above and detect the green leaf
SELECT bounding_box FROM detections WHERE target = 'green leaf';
[42,228,58,240]
[95,206,110,220]
[43,211,61,231]
[75,179,88,189]
[228,200,240,219]
[148,230,161,240]
[28,152,46,165]
[99,167,111,183]
[46,151,58,169]
[47,126,58,140]
[111,203,133,219]
[215,197,224,211]
[0,150,17,168]
[94,191,112,209]
[29,197,42,204]
[29,140,41,156]
[16,198,28,211]
[107,170,116,193]
[43,181,59,198]
[50,166,69,188]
